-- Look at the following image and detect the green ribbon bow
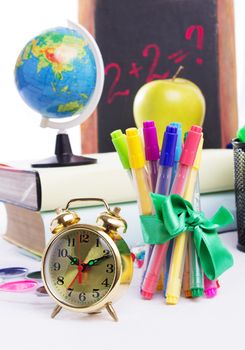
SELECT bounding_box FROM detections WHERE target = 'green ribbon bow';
[140,193,234,280]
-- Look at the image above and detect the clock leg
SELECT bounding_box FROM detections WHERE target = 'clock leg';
[51,305,62,319]
[105,302,118,322]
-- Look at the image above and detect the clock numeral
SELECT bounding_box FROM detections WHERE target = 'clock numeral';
[92,288,100,298]
[58,248,68,257]
[67,288,74,297]
[80,233,89,243]
[96,238,100,247]
[106,264,114,273]
[53,262,60,271]
[79,292,86,302]
[57,276,64,285]
[101,278,110,288]
[67,237,75,247]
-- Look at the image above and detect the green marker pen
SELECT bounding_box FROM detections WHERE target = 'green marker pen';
[182,132,203,298]
[189,148,204,298]
[111,129,132,179]
[189,180,204,297]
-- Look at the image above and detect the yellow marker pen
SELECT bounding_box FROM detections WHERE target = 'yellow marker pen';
[126,128,152,215]
[126,128,153,292]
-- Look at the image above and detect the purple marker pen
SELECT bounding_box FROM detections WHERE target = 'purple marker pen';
[140,121,160,293]
[143,121,160,192]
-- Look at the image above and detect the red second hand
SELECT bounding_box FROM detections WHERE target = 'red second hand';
[67,271,79,289]
[67,264,84,289]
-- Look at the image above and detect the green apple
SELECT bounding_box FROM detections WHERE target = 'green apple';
[133,78,206,146]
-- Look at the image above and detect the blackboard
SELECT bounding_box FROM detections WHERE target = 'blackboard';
[79,0,237,153]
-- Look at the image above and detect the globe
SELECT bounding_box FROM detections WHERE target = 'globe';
[13,24,104,167]
[15,26,97,119]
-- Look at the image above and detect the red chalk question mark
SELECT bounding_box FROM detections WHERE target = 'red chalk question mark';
[185,25,204,65]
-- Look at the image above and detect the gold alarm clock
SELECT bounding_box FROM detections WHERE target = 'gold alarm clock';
[41,198,134,321]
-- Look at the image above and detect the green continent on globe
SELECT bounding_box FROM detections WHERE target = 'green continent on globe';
[16,32,87,80]
[57,101,83,113]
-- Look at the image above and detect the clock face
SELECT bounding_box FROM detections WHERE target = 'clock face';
[43,226,118,309]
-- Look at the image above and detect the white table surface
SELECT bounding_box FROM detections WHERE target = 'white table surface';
[0,231,244,350]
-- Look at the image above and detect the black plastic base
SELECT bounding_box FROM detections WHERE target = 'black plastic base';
[237,243,245,253]
[31,154,96,168]
[31,133,97,168]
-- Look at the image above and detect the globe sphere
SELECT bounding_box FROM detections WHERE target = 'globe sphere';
[15,26,97,119]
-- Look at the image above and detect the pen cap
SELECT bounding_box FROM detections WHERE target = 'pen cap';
[143,120,160,161]
[193,136,204,170]
[111,129,130,169]
[237,124,245,142]
[170,122,182,162]
[180,125,202,166]
[159,125,178,166]
[126,128,145,169]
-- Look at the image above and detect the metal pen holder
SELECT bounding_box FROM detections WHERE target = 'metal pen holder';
[232,139,245,251]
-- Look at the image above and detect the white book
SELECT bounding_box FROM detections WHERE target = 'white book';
[0,149,235,212]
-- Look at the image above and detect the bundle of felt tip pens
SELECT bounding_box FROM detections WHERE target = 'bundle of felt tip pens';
[111,121,234,305]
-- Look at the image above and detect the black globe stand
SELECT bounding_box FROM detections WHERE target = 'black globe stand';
[31,133,97,168]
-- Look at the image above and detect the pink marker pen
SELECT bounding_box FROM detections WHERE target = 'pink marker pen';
[171,126,202,196]
[204,275,218,298]
[166,125,202,305]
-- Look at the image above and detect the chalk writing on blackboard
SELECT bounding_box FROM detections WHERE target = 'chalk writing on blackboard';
[104,25,204,105]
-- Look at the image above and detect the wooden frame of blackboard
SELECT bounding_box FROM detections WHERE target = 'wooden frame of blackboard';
[78,0,238,153]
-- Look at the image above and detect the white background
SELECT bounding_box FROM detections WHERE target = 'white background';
[0,0,245,162]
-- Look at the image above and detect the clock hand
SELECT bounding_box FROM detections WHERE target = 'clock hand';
[67,255,79,266]
[67,271,80,289]
[67,264,84,288]
[85,255,111,267]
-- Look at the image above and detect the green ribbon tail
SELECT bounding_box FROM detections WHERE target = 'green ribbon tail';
[210,206,234,228]
[193,206,234,280]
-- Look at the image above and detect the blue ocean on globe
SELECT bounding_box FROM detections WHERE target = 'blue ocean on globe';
[15,27,97,118]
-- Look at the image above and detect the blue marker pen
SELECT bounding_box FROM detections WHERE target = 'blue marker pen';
[170,122,182,187]
[163,122,182,297]
[155,125,178,194]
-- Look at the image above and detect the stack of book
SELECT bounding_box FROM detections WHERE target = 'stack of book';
[0,150,236,256]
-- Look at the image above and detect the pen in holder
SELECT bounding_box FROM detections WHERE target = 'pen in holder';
[232,139,245,252]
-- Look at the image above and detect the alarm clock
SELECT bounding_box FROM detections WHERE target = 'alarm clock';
[41,198,134,321]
